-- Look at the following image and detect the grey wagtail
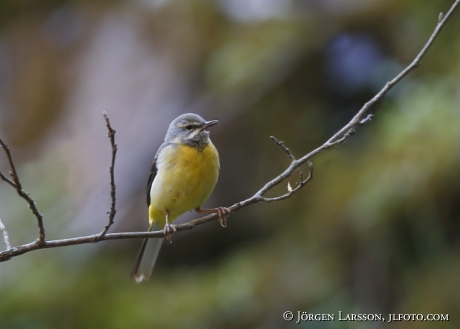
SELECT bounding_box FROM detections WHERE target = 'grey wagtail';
[131,113,230,282]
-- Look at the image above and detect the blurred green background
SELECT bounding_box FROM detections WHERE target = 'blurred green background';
[0,0,459,328]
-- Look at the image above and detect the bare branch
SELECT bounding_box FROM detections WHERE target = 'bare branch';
[0,217,11,250]
[97,112,118,239]
[0,138,45,244]
[325,128,356,148]
[270,136,308,195]
[270,136,295,161]
[0,0,458,262]
[359,114,374,125]
[0,171,16,188]
[260,162,313,203]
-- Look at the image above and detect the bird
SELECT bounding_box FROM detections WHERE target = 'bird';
[131,113,230,282]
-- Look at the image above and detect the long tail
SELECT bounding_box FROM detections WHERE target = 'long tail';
[130,222,164,283]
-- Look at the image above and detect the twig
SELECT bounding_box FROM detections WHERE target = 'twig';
[0,138,45,244]
[270,136,295,161]
[0,217,11,250]
[260,162,313,203]
[359,114,374,125]
[0,0,458,262]
[97,112,118,239]
[325,128,356,148]
[270,136,306,188]
[0,171,16,188]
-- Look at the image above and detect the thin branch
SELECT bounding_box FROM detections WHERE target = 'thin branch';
[270,136,308,197]
[270,136,295,161]
[0,0,458,262]
[260,162,313,203]
[97,112,118,239]
[359,114,374,125]
[0,171,16,188]
[0,217,11,250]
[325,128,356,148]
[0,138,45,244]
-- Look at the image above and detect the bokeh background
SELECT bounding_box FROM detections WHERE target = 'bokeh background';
[1,0,459,328]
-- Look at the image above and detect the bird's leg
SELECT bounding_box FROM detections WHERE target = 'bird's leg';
[196,207,231,228]
[163,210,176,243]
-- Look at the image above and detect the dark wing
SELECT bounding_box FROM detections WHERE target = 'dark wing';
[146,157,158,206]
[146,142,172,206]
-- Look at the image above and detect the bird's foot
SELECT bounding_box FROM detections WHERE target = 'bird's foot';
[163,223,177,243]
[215,207,231,228]
[196,207,231,228]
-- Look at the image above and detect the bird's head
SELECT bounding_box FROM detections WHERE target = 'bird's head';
[165,113,218,150]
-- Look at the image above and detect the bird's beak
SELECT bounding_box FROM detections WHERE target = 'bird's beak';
[201,120,219,130]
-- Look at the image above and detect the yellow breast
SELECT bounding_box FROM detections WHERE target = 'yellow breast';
[149,142,219,227]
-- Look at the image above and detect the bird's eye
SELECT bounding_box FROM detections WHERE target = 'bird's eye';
[185,125,192,130]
